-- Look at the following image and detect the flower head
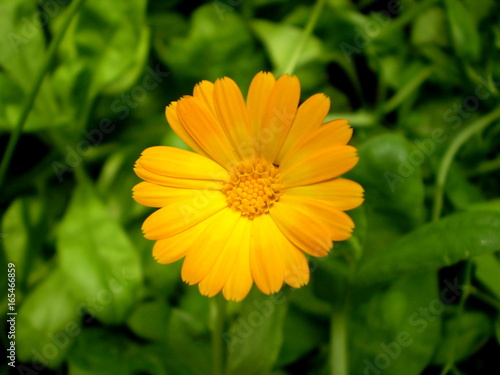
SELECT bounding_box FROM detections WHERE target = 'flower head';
[133,72,363,301]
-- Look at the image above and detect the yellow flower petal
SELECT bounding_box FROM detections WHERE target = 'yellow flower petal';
[250,214,285,294]
[270,200,332,257]
[280,145,359,188]
[142,192,227,240]
[137,146,229,180]
[198,216,252,297]
[247,71,276,139]
[165,102,207,156]
[259,74,300,162]
[177,96,240,168]
[286,178,364,211]
[213,77,253,159]
[276,93,330,164]
[133,181,199,208]
[284,245,310,289]
[181,208,240,285]
[193,80,217,116]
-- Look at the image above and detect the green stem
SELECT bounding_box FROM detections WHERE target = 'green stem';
[281,0,326,75]
[470,287,500,311]
[212,295,226,375]
[432,106,500,221]
[0,0,87,194]
[330,298,349,375]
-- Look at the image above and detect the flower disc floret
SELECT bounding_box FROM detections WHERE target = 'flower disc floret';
[223,159,284,219]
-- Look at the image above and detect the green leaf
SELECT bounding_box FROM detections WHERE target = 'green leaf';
[474,252,500,300]
[444,0,481,61]
[431,311,492,365]
[349,272,441,375]
[1,197,44,284]
[126,298,170,342]
[68,328,166,375]
[17,267,81,368]
[156,4,264,89]
[227,289,288,375]
[346,133,425,254]
[355,211,500,287]
[251,18,323,74]
[57,182,143,324]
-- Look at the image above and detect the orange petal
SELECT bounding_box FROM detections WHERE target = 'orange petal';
[133,181,199,208]
[165,102,207,156]
[276,93,330,164]
[247,71,276,139]
[181,208,240,285]
[193,80,217,117]
[176,96,240,169]
[259,74,300,162]
[198,216,251,297]
[214,77,253,160]
[280,119,352,167]
[270,200,332,257]
[280,145,359,188]
[286,178,364,211]
[141,191,227,240]
[284,245,310,289]
[250,214,285,294]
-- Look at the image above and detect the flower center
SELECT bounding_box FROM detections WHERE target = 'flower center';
[223,159,284,219]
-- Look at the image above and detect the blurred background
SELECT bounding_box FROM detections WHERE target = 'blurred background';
[1,0,500,374]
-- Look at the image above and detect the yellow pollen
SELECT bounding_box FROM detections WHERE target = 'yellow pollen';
[223,159,284,219]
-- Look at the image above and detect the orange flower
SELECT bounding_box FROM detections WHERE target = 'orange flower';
[133,72,363,301]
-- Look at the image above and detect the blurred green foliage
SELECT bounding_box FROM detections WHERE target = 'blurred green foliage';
[1,0,500,374]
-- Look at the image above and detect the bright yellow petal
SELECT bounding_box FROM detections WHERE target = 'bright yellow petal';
[284,245,310,289]
[279,120,352,167]
[250,214,285,294]
[177,96,240,169]
[141,192,227,240]
[198,216,251,297]
[276,93,330,164]
[134,163,223,190]
[137,146,229,180]
[281,145,359,188]
[279,195,355,242]
[193,80,217,116]
[259,74,300,162]
[181,208,240,285]
[165,102,207,156]
[214,77,253,159]
[246,71,276,138]
[133,181,199,207]
[152,212,222,263]
[270,200,332,257]
[222,220,253,301]
[286,178,364,211]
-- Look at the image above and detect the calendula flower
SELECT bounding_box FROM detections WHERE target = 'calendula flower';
[133,72,363,301]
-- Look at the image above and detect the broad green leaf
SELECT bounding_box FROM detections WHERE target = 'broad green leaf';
[349,272,440,375]
[68,328,166,375]
[155,4,264,89]
[227,289,288,375]
[411,6,449,47]
[251,18,323,75]
[474,252,500,300]
[444,0,481,61]
[17,267,81,368]
[126,298,170,342]
[354,211,500,287]
[431,311,492,365]
[2,197,43,284]
[346,133,425,254]
[57,182,143,324]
